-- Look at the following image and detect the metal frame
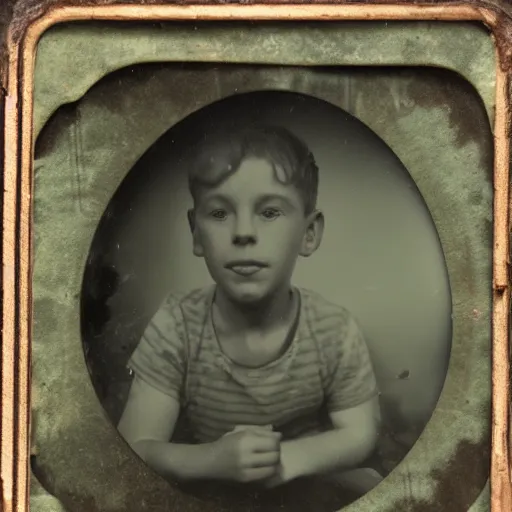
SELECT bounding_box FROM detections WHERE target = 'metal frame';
[1,2,510,511]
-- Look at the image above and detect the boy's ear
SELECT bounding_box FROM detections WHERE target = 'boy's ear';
[187,209,204,257]
[300,210,325,257]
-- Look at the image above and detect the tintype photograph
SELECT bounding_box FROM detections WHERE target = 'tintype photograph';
[1,2,511,512]
[82,88,452,503]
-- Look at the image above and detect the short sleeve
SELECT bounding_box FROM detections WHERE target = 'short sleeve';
[127,295,187,401]
[325,314,378,413]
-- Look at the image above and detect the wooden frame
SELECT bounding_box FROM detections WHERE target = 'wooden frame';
[1,1,510,511]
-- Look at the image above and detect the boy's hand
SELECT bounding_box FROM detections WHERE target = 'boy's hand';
[212,428,282,483]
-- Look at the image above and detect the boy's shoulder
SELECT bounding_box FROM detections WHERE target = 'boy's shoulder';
[158,285,214,320]
[298,287,359,342]
[163,286,212,306]
[299,287,354,324]
[300,289,364,368]
[147,287,213,341]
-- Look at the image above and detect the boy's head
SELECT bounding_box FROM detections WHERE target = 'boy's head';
[188,125,319,215]
[186,125,324,305]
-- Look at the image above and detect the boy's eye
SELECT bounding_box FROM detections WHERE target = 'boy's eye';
[260,208,282,220]
[210,209,228,220]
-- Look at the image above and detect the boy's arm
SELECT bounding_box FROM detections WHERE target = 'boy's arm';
[268,312,381,486]
[117,375,218,480]
[271,396,380,485]
[118,376,282,483]
[118,294,223,480]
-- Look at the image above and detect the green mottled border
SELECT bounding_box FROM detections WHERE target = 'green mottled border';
[33,21,495,138]
[31,21,494,512]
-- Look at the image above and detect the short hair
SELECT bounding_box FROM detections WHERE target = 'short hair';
[186,124,319,214]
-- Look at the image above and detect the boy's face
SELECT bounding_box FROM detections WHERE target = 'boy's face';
[189,157,324,305]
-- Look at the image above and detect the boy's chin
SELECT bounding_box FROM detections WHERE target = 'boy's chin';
[220,283,274,306]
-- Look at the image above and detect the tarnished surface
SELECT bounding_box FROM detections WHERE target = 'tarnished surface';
[1,1,512,70]
[30,23,493,511]
[33,21,496,139]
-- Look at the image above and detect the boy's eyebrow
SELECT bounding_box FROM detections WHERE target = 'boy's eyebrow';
[199,193,233,205]
[198,193,300,209]
[256,194,298,209]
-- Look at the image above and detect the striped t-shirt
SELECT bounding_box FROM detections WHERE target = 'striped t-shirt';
[128,286,378,443]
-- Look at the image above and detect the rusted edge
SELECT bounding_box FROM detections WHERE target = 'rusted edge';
[0,0,506,79]
[492,34,512,512]
[1,2,511,512]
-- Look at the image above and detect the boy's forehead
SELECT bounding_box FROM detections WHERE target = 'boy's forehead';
[211,158,286,190]
[197,157,302,204]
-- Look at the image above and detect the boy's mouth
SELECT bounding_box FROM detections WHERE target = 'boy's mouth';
[225,260,268,277]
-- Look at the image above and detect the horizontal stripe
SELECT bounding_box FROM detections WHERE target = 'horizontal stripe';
[190,348,322,369]
[187,369,322,386]
[188,405,320,431]
[187,376,323,399]
[185,375,323,394]
[191,341,321,358]
[187,365,322,385]
[191,387,323,410]
[192,394,322,417]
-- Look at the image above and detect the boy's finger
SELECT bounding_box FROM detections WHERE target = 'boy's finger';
[250,450,281,468]
[252,429,281,439]
[251,434,282,452]
[243,466,277,482]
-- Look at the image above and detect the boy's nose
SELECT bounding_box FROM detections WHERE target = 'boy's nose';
[232,214,257,246]
[233,234,257,246]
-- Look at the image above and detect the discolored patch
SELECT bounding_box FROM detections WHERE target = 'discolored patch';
[387,439,490,512]
[405,69,494,180]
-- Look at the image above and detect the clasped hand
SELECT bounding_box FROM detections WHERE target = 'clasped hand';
[212,425,286,486]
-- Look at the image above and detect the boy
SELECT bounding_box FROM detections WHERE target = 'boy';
[118,125,380,489]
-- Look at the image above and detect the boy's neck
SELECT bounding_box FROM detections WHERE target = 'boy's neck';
[213,285,295,332]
